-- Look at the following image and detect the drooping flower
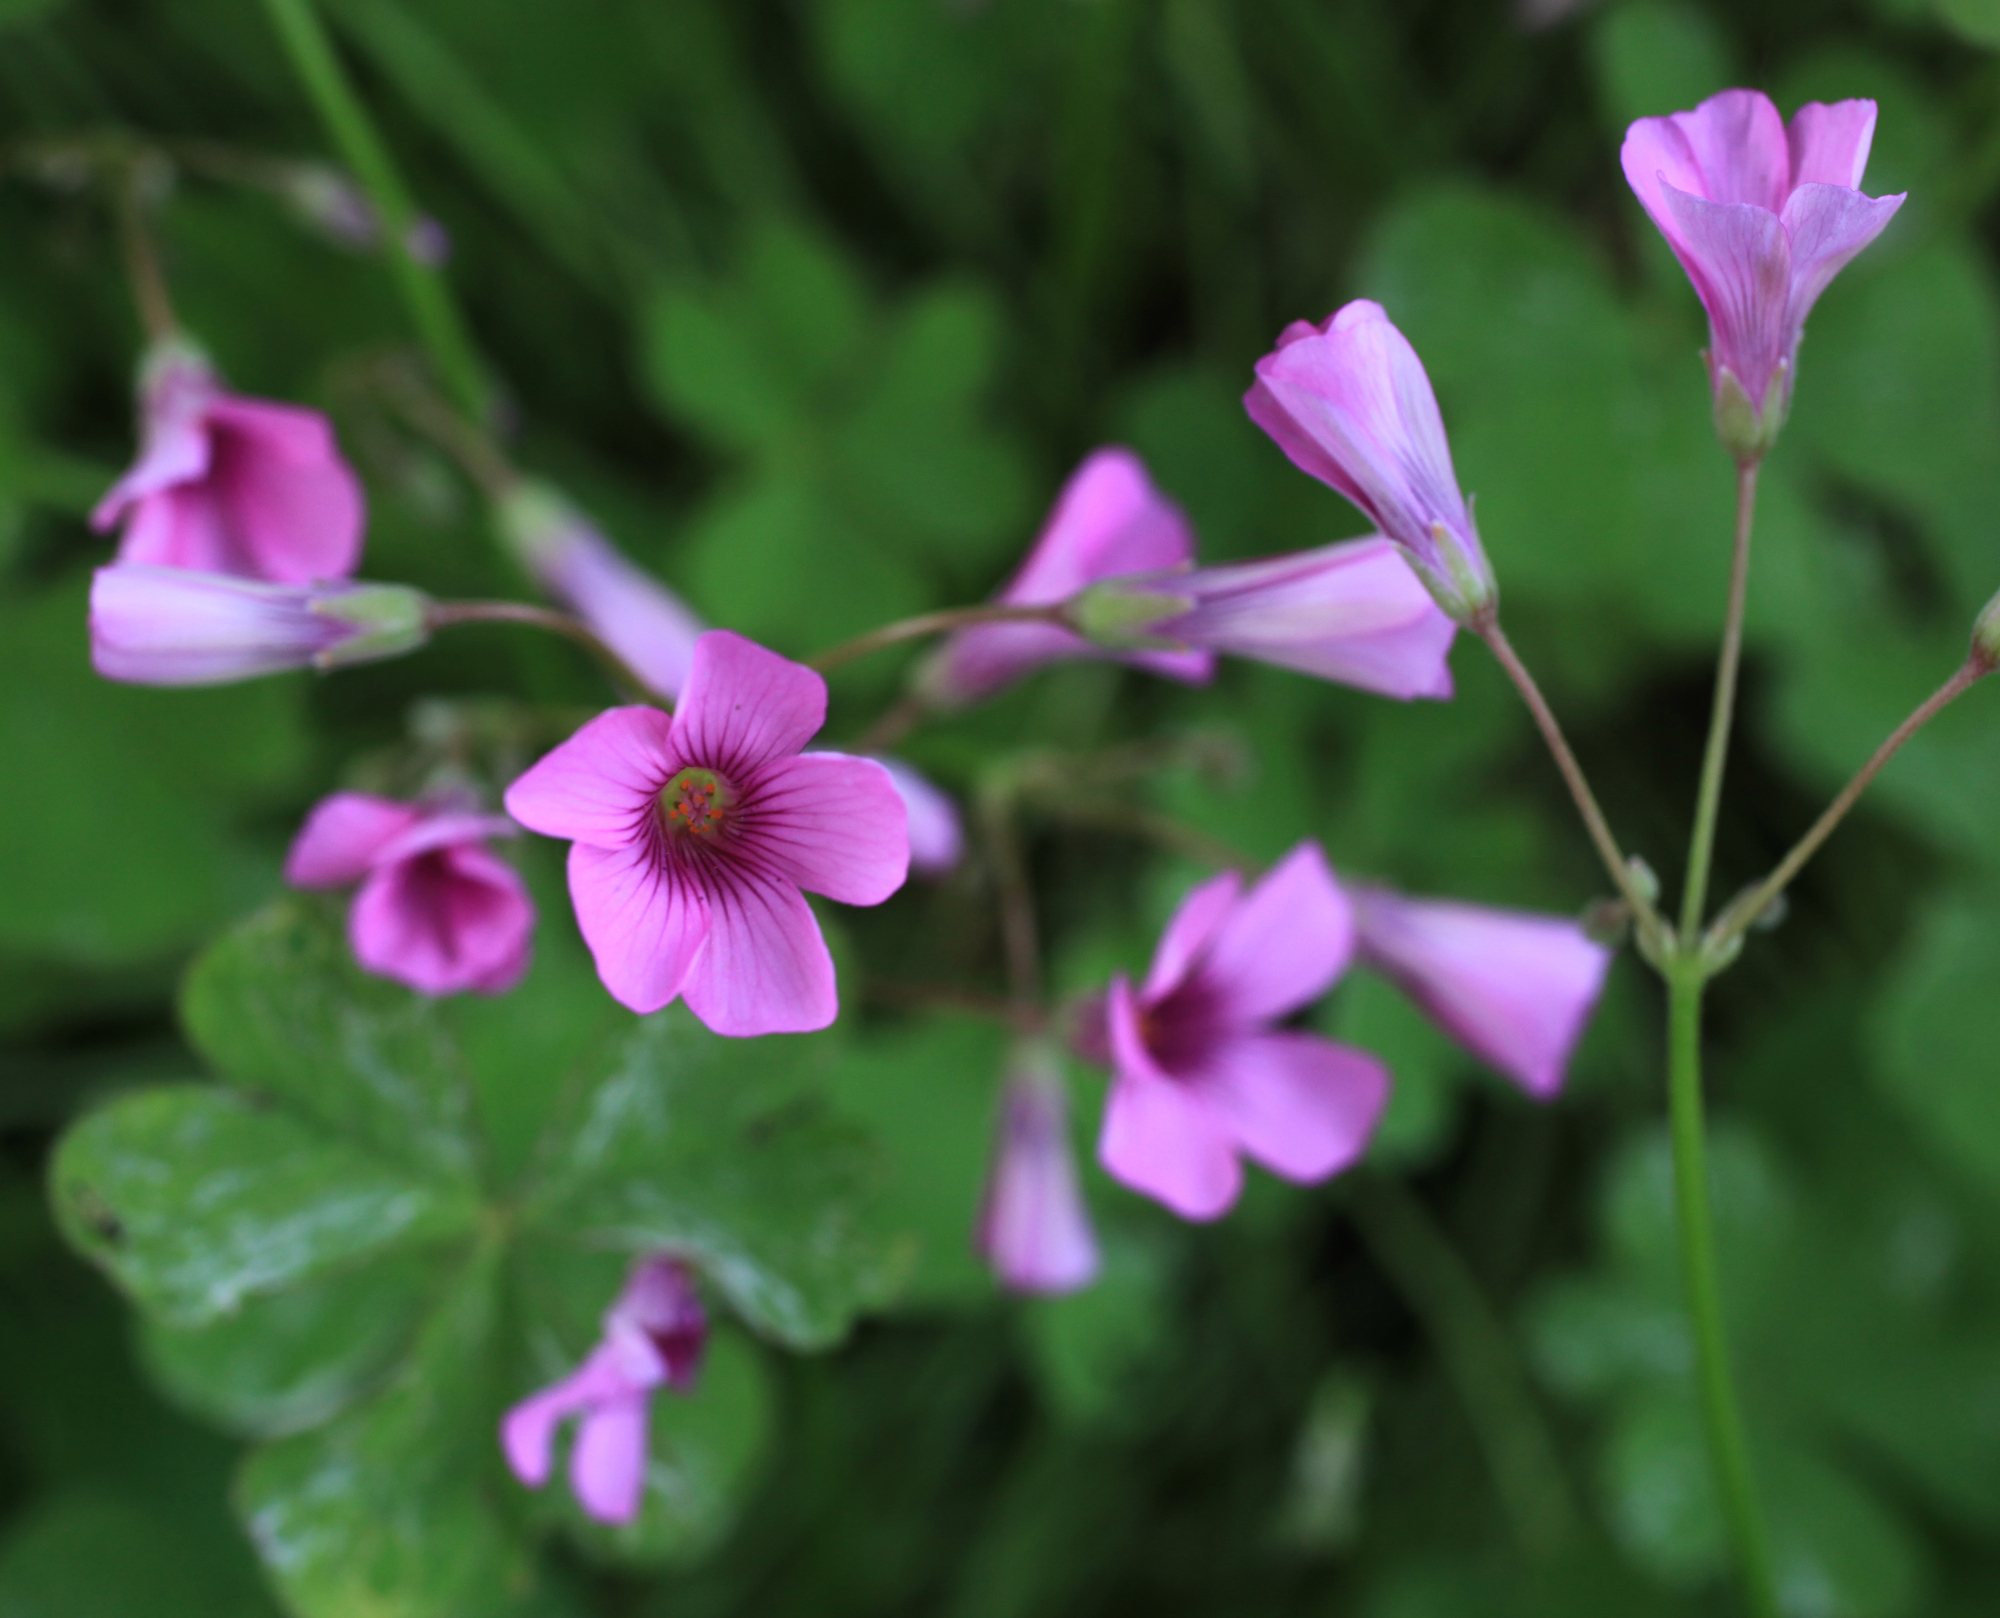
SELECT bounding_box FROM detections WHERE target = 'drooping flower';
[89,564,431,687]
[501,1256,707,1526]
[1071,536,1457,700]
[1244,300,1495,623]
[495,481,707,702]
[1349,886,1611,1101]
[976,1042,1099,1294]
[285,792,533,997]
[1092,844,1389,1221]
[91,338,366,583]
[1621,90,1906,461]
[873,756,964,877]
[504,630,909,1035]
[914,447,1213,709]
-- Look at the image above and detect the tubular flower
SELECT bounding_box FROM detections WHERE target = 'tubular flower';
[500,1257,708,1526]
[504,630,909,1035]
[89,564,430,687]
[285,792,534,997]
[1621,90,1905,461]
[1349,886,1611,1101]
[1094,843,1389,1221]
[914,447,1213,709]
[496,481,707,702]
[91,337,365,583]
[1072,536,1457,701]
[1244,301,1495,622]
[976,1043,1099,1295]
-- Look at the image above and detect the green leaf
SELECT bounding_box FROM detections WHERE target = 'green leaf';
[51,1085,477,1327]
[528,1007,903,1349]
[0,1491,276,1618]
[1587,2,1732,134]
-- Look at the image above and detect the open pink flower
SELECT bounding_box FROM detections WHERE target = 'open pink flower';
[1621,91,1905,458]
[977,1044,1099,1294]
[501,1257,707,1526]
[1350,886,1611,1100]
[915,447,1212,709]
[1245,301,1494,622]
[92,339,365,584]
[285,793,533,997]
[497,481,706,702]
[504,631,909,1035]
[1076,536,1457,700]
[1094,844,1389,1221]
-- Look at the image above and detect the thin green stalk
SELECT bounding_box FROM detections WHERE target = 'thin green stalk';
[1348,1171,1580,1561]
[428,599,656,704]
[1667,967,1779,1618]
[1680,462,1759,937]
[808,603,1069,673]
[259,0,488,422]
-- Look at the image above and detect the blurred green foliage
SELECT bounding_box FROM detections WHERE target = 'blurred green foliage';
[6,0,2000,1615]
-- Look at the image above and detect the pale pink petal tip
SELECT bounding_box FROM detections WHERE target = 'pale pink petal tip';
[1092,842,1382,1222]
[977,1048,1099,1294]
[508,632,907,1036]
[1352,887,1612,1100]
[874,756,963,877]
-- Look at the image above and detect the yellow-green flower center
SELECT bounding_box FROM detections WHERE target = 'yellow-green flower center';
[659,767,733,839]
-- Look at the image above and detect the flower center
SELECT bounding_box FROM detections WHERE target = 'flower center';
[659,766,734,840]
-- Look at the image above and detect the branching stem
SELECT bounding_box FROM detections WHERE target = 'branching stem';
[429,599,656,704]
[808,603,1069,673]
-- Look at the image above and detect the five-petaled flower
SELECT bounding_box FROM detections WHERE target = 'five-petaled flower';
[1621,90,1905,461]
[285,792,534,997]
[501,1257,708,1526]
[1245,300,1496,623]
[1089,843,1389,1221]
[505,630,909,1035]
[92,338,366,584]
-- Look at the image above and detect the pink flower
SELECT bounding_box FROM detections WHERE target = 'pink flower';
[1074,536,1457,700]
[976,1044,1099,1294]
[1621,91,1905,459]
[497,482,706,701]
[89,564,431,687]
[1350,886,1611,1101]
[91,339,365,584]
[1095,844,1389,1221]
[503,631,909,1035]
[874,756,963,877]
[915,447,1213,709]
[501,1257,707,1526]
[1245,301,1495,622]
[285,792,533,997]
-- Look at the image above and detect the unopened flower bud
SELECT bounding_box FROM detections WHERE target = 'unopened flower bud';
[1712,361,1788,466]
[977,1041,1099,1294]
[1973,585,2000,674]
[90,564,431,686]
[1068,573,1197,650]
[277,162,451,265]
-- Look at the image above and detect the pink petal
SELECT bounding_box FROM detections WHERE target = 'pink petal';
[976,1057,1099,1295]
[500,1342,632,1488]
[1191,842,1354,1027]
[548,534,705,702]
[1098,976,1241,1220]
[113,484,235,573]
[1142,870,1243,1002]
[1352,888,1612,1100]
[567,839,710,1015]
[505,707,676,845]
[678,868,837,1036]
[91,408,212,535]
[1200,1031,1388,1183]
[1781,181,1905,330]
[750,752,910,906]
[285,792,422,888]
[1672,88,1791,211]
[1165,537,1456,699]
[373,811,520,865]
[1659,183,1792,409]
[672,630,826,777]
[204,396,365,583]
[873,756,963,877]
[1786,98,1878,190]
[348,844,536,998]
[570,1393,652,1525]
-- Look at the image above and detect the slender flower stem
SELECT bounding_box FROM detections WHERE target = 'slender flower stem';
[1473,614,1665,950]
[428,599,656,703]
[1666,967,1780,1618]
[1708,656,1990,953]
[808,603,1070,673]
[1347,1170,1580,1562]
[259,0,488,423]
[111,160,177,341]
[976,789,1045,1030]
[1681,463,1760,938]
[853,692,927,754]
